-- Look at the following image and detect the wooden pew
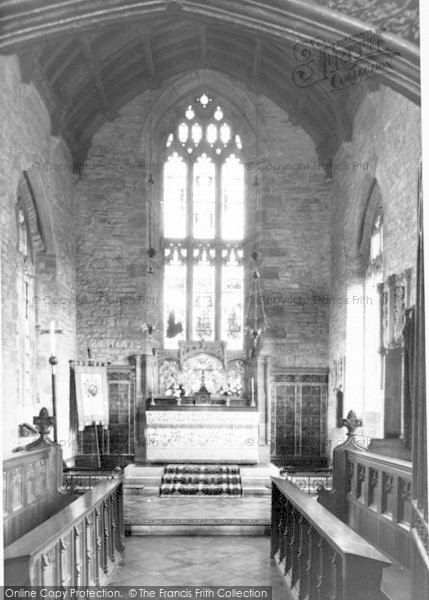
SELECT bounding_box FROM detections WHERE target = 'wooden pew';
[271,477,391,600]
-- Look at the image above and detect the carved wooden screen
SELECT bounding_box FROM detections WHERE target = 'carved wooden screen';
[107,366,135,455]
[271,371,328,464]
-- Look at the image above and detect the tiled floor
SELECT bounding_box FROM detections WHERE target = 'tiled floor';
[110,536,289,599]
[120,490,410,600]
[124,496,271,525]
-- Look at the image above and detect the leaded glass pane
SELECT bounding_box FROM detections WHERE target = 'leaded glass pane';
[191,123,203,145]
[193,154,215,239]
[207,123,217,144]
[214,106,223,121]
[370,212,383,263]
[220,123,231,144]
[193,250,215,341]
[221,254,243,349]
[198,93,211,107]
[221,155,244,240]
[163,153,187,238]
[178,122,188,143]
[185,105,195,120]
[164,248,187,348]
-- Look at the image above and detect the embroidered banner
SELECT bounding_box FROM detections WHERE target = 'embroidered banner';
[74,363,109,430]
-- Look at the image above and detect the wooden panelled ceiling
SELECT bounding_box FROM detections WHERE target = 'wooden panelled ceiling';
[0,0,420,164]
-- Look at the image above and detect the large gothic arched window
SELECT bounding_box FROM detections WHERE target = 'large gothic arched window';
[163,93,245,349]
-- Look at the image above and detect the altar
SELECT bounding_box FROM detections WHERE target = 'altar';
[139,340,263,464]
[145,406,259,463]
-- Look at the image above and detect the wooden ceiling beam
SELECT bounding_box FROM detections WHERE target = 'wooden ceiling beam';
[200,25,207,68]
[18,50,80,155]
[252,39,263,91]
[79,35,117,121]
[138,27,155,76]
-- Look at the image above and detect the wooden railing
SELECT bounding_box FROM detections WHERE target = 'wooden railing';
[347,448,412,567]
[4,479,124,586]
[271,477,391,600]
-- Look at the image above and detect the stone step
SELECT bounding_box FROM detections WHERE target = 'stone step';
[241,478,270,485]
[242,485,270,496]
[126,476,161,485]
[124,463,273,497]
[126,523,270,536]
[124,485,159,496]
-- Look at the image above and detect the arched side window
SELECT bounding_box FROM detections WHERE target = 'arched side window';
[16,199,36,407]
[363,205,384,426]
[162,93,245,349]
[369,209,383,268]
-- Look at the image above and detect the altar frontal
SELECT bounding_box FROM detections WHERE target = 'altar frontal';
[146,409,259,463]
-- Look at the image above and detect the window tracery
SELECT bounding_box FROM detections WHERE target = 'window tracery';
[162,94,245,350]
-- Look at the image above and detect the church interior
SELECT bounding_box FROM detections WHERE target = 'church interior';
[1,1,427,598]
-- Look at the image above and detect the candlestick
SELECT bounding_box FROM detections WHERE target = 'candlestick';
[49,319,56,356]
[49,355,58,443]
[150,356,155,406]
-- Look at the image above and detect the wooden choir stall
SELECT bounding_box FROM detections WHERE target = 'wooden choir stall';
[3,408,124,586]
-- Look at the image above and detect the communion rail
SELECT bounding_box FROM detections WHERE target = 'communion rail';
[4,479,124,586]
[271,477,391,600]
[279,468,333,496]
[63,466,124,494]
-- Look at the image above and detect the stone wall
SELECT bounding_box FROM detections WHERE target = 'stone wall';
[74,93,156,364]
[254,100,331,369]
[0,55,76,457]
[327,85,421,448]
[75,83,331,371]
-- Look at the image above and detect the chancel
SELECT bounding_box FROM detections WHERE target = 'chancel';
[1,1,427,598]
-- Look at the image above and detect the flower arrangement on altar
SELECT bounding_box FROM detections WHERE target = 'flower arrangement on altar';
[221,383,243,397]
[165,383,187,398]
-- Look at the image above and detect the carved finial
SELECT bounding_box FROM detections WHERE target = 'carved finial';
[341,410,363,436]
[33,407,55,437]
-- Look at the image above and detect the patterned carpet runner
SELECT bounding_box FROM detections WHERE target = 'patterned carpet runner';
[160,464,242,496]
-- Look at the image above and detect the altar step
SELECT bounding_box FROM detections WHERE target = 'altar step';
[160,464,242,496]
[124,464,271,497]
[123,496,271,536]
[124,465,164,496]
[240,466,272,496]
[127,523,269,536]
